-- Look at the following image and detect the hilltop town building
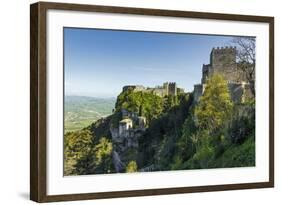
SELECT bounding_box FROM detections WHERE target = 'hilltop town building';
[194,47,254,103]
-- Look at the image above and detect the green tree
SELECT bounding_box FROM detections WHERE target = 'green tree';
[190,131,215,168]
[64,129,93,175]
[94,137,113,165]
[115,90,164,123]
[126,161,138,173]
[164,95,179,111]
[195,74,233,130]
[176,115,196,162]
[188,74,234,169]
[92,137,113,174]
[74,136,113,175]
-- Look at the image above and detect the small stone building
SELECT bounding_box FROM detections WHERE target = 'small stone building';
[119,118,132,136]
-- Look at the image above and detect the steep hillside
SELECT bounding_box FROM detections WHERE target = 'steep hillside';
[64,75,255,176]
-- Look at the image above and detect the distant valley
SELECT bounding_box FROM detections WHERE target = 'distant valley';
[64,96,115,132]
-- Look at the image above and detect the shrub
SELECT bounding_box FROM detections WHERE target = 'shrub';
[126,161,138,173]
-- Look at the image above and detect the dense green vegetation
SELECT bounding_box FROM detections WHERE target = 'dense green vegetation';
[64,117,115,175]
[115,89,165,124]
[64,96,115,132]
[195,74,233,130]
[64,74,255,175]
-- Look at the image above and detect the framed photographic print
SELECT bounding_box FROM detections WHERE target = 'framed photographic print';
[30,1,274,202]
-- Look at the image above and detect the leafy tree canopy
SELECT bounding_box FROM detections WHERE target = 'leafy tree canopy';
[195,74,233,130]
[115,90,164,123]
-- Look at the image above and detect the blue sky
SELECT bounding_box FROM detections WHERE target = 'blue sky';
[64,28,235,98]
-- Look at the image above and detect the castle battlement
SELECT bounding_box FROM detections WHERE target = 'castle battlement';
[122,82,183,97]
[210,46,236,66]
[212,46,236,52]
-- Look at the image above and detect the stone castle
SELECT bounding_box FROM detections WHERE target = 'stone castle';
[123,82,184,97]
[194,46,254,103]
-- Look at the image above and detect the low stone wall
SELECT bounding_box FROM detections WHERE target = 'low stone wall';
[194,82,254,104]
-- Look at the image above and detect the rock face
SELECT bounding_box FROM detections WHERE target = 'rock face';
[112,151,125,172]
[194,47,254,103]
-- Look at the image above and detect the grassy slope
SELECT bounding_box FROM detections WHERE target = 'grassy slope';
[212,135,255,168]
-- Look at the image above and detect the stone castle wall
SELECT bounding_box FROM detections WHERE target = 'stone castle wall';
[194,46,254,103]
[123,85,146,92]
[193,84,204,103]
[202,47,248,84]
[123,82,180,97]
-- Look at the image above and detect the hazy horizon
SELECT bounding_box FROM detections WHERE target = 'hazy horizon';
[64,28,236,98]
[65,94,116,99]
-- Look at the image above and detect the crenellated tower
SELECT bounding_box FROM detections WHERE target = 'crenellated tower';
[167,82,177,96]
[201,46,242,84]
[210,46,236,69]
[194,46,253,103]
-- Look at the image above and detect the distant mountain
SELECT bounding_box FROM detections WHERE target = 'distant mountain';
[64,96,115,132]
